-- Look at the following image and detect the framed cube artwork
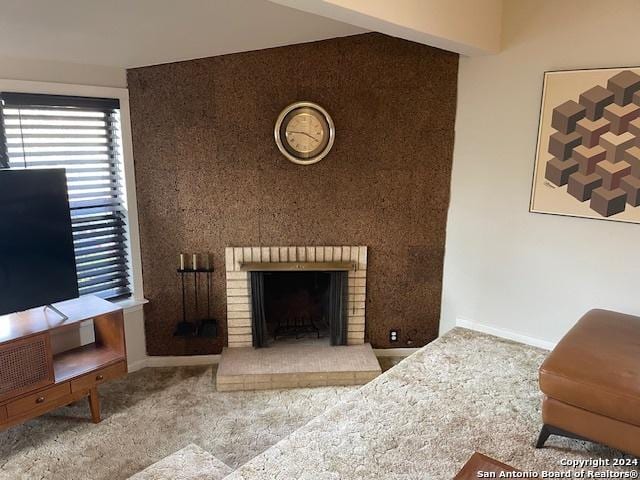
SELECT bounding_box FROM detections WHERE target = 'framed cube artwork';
[530,67,640,224]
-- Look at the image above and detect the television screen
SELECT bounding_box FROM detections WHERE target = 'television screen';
[0,169,79,316]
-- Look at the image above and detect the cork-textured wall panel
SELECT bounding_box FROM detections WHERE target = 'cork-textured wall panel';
[127,33,458,356]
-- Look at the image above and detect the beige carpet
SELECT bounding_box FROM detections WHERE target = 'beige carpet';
[227,329,636,479]
[2,330,634,480]
[0,367,357,480]
[128,444,232,480]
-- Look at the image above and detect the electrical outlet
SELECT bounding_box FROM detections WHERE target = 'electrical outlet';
[389,329,399,343]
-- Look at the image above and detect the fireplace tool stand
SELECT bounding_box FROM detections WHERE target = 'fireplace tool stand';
[174,267,218,338]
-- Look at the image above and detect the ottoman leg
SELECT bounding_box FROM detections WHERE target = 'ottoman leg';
[536,425,551,448]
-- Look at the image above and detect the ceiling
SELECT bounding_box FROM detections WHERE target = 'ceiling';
[0,0,364,68]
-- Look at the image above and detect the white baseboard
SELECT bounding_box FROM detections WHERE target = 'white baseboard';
[373,347,420,357]
[456,318,555,351]
[127,354,220,372]
[127,358,148,373]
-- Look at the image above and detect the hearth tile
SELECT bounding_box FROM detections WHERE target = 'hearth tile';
[333,246,342,261]
[269,247,279,262]
[349,316,365,325]
[260,247,270,262]
[228,326,252,336]
[306,246,316,262]
[326,372,356,381]
[315,246,325,262]
[298,379,328,388]
[279,246,288,262]
[233,247,243,271]
[227,289,249,298]
[358,246,368,270]
[227,295,250,304]
[216,375,244,385]
[227,304,250,312]
[323,246,333,261]
[251,247,261,262]
[350,247,359,263]
[341,246,351,262]
[288,246,297,261]
[216,343,380,390]
[228,333,252,343]
[226,271,248,279]
[227,280,250,289]
[225,248,234,271]
[227,317,251,328]
[297,246,306,261]
[243,247,252,262]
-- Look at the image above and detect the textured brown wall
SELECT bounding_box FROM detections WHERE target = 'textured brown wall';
[127,33,458,356]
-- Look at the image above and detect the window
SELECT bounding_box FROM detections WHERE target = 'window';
[0,93,131,300]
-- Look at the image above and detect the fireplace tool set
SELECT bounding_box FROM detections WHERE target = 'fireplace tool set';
[174,253,218,338]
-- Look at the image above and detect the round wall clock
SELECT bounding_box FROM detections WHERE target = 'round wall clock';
[274,101,335,165]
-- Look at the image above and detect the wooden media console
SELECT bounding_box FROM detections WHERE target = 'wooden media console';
[0,295,126,430]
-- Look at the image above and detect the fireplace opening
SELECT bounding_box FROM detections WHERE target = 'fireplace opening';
[250,270,348,348]
[264,271,330,343]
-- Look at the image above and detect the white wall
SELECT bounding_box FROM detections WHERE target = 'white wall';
[271,0,502,55]
[0,56,125,87]
[442,0,640,346]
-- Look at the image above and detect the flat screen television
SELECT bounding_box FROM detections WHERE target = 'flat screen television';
[0,169,79,316]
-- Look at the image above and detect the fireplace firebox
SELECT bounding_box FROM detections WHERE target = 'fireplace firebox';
[250,270,347,347]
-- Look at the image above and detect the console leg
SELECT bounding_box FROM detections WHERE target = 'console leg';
[89,388,101,423]
[536,424,551,448]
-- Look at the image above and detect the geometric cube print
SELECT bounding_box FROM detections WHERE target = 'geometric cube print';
[545,70,640,217]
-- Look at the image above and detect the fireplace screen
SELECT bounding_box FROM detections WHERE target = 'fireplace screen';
[250,271,347,347]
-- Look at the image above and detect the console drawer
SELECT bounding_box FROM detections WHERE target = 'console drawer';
[70,361,126,393]
[6,382,70,418]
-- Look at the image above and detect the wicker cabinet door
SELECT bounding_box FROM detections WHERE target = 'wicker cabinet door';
[0,333,54,402]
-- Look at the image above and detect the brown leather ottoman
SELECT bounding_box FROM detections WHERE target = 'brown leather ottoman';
[537,309,640,456]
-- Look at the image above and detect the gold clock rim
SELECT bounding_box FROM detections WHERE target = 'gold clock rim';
[274,101,335,166]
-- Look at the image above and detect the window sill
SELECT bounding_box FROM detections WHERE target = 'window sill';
[111,297,148,313]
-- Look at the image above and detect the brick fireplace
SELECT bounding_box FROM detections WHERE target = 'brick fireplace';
[224,246,367,348]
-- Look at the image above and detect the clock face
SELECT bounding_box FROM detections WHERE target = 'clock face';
[285,112,325,154]
[275,102,334,165]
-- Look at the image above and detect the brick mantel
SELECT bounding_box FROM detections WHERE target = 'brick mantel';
[224,246,367,348]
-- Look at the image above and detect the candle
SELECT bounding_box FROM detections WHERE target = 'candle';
[192,253,199,271]
[179,253,187,271]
